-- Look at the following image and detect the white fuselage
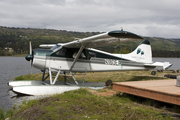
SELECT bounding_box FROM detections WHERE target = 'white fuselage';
[32,55,154,72]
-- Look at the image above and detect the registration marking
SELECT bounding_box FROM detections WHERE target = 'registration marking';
[105,59,121,66]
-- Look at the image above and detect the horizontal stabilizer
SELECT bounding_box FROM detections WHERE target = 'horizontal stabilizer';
[145,62,173,70]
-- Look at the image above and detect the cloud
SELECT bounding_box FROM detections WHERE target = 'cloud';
[0,0,180,38]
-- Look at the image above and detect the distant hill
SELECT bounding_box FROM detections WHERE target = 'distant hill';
[145,37,180,51]
[0,26,180,57]
[144,37,180,57]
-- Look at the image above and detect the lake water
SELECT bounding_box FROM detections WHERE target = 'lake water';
[0,57,40,110]
[0,57,179,110]
[153,58,180,70]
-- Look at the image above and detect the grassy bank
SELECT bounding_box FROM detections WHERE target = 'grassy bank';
[14,70,175,82]
[7,70,180,119]
[9,89,174,120]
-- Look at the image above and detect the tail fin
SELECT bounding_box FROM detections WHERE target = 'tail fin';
[121,39,172,69]
[126,40,152,63]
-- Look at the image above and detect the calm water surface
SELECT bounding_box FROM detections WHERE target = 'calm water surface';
[153,58,180,69]
[0,57,179,110]
[0,57,40,110]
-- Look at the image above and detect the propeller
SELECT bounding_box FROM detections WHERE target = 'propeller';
[29,41,32,74]
[25,41,33,74]
[29,41,32,66]
[30,41,32,54]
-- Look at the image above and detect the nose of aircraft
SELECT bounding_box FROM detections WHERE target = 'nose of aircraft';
[25,54,33,61]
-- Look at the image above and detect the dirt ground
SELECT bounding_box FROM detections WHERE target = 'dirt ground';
[87,88,118,97]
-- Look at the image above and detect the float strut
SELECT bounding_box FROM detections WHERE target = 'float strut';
[49,67,61,85]
[64,71,67,84]
[42,69,49,81]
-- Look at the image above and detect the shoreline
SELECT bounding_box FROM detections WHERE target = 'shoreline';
[0,54,26,57]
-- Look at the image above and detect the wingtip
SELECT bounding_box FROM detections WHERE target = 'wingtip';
[108,30,143,39]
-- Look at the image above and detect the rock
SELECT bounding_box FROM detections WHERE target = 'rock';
[164,74,177,79]
[105,79,112,86]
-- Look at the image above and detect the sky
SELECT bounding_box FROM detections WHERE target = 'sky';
[0,0,180,38]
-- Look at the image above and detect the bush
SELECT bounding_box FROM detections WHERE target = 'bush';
[0,108,5,120]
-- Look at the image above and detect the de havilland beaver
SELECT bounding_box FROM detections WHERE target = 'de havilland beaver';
[8,30,172,95]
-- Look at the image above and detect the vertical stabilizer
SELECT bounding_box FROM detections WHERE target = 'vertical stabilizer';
[127,40,152,63]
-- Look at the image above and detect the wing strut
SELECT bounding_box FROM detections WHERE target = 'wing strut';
[70,44,84,71]
[69,44,84,85]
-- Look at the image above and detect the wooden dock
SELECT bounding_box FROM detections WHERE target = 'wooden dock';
[113,79,180,106]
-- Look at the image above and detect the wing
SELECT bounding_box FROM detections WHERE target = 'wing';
[39,44,56,48]
[49,30,143,73]
[52,30,143,52]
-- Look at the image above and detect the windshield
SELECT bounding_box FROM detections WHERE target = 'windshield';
[50,44,61,51]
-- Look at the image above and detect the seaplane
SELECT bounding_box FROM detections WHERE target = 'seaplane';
[8,30,172,95]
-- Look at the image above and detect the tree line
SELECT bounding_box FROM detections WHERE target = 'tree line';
[152,51,180,58]
[0,26,180,57]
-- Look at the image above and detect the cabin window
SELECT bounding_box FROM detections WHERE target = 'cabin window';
[73,51,86,59]
[34,51,47,56]
[33,49,52,56]
[55,47,67,56]
[88,52,96,57]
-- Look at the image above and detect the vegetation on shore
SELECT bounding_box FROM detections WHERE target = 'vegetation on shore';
[0,54,26,57]
[8,88,175,120]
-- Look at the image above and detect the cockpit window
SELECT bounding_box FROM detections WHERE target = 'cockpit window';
[50,44,61,51]
[73,52,86,59]
[33,49,52,56]
[55,47,67,56]
[72,52,77,59]
[89,52,96,57]
[81,52,86,58]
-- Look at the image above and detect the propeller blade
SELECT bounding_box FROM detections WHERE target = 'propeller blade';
[30,41,32,74]
[30,41,32,55]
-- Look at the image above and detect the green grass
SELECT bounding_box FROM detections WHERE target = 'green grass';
[14,70,173,82]
[14,73,65,81]
[10,89,174,120]
[14,73,43,81]
[0,107,15,120]
[5,109,15,119]
[0,108,5,120]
